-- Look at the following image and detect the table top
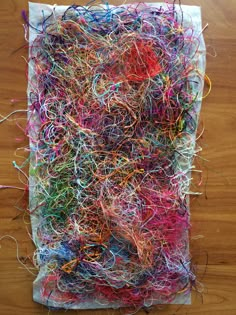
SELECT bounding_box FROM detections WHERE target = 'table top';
[0,0,235,314]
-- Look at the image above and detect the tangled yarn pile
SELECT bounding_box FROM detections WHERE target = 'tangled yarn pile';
[27,2,204,310]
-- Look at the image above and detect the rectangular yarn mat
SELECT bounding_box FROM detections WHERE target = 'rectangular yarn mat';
[27,2,206,311]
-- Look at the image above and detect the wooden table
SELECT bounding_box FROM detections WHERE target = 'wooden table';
[0,0,235,314]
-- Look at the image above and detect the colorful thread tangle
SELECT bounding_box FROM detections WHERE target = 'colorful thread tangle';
[26,2,206,311]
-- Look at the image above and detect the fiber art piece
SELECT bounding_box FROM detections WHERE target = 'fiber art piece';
[26,1,206,311]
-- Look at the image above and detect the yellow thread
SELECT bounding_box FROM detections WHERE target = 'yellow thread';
[61,259,79,274]
[202,74,211,99]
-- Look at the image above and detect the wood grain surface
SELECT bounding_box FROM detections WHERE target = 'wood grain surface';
[0,0,236,314]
